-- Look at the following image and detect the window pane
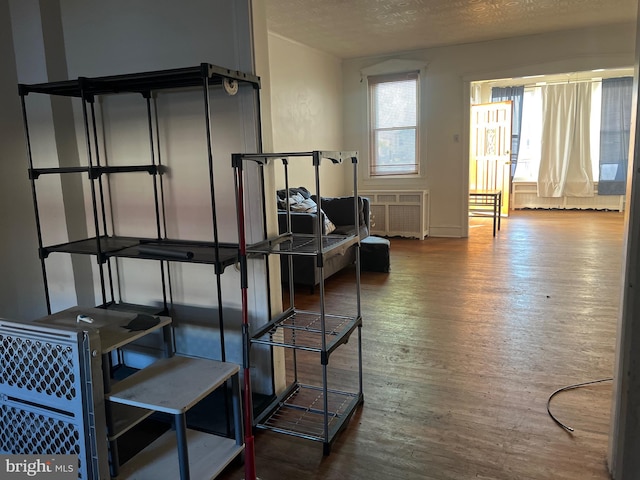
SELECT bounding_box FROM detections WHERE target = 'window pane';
[374,79,416,129]
[513,87,542,181]
[369,73,419,176]
[374,128,417,175]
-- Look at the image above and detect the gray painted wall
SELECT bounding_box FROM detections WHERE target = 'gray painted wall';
[0,1,46,320]
[2,0,274,391]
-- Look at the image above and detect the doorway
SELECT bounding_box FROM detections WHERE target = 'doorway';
[469,100,512,218]
[469,67,633,229]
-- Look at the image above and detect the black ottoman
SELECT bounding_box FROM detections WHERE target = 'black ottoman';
[360,236,390,272]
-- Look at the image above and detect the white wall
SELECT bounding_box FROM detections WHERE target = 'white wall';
[343,23,637,237]
[268,33,351,197]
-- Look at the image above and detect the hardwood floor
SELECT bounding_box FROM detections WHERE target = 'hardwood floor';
[220,210,625,480]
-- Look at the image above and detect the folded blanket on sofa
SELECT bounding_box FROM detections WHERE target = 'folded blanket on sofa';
[277,187,336,234]
[276,186,312,207]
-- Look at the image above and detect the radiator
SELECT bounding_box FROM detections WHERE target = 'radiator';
[512,182,625,211]
[360,190,429,239]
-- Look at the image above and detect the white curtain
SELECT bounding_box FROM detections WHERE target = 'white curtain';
[538,83,594,197]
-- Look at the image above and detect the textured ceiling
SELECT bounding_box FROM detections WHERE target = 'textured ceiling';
[265,0,638,59]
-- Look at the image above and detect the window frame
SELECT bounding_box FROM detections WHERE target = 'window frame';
[368,71,420,177]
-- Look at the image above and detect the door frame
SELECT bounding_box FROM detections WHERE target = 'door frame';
[469,100,512,218]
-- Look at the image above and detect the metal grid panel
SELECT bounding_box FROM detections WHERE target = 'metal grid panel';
[0,401,83,472]
[0,332,78,402]
[0,320,109,480]
[252,311,360,352]
[257,384,359,442]
[249,233,357,256]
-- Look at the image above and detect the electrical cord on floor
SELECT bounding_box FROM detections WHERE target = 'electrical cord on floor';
[547,377,613,432]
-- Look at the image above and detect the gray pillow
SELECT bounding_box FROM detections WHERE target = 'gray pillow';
[320,197,365,227]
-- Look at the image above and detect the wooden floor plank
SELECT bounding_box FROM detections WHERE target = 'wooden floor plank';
[220,210,624,480]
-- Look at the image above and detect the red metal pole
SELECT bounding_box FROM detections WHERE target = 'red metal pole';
[234,162,257,480]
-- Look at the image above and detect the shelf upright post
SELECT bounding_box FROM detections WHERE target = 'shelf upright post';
[351,155,361,319]
[88,94,115,304]
[79,78,108,306]
[232,154,258,480]
[144,91,169,314]
[151,93,172,315]
[351,155,364,395]
[282,157,294,307]
[200,64,227,363]
[281,157,300,384]
[18,87,52,314]
[312,151,331,453]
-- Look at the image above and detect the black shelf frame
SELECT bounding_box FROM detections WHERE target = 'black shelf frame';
[19,62,261,357]
[19,64,260,98]
[251,308,362,364]
[247,232,359,258]
[28,164,164,180]
[39,235,238,273]
[19,63,264,479]
[254,382,363,456]
[233,150,364,455]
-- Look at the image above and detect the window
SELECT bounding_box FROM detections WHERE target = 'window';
[369,72,419,176]
[513,87,543,181]
[513,82,604,182]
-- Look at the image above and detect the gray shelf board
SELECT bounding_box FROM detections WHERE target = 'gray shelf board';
[106,356,239,414]
[32,306,171,353]
[116,428,243,480]
[109,403,154,440]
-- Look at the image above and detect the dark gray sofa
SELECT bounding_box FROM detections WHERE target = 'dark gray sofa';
[277,188,370,290]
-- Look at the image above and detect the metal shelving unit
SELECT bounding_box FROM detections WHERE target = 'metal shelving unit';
[17,63,263,479]
[19,63,260,321]
[233,150,364,455]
